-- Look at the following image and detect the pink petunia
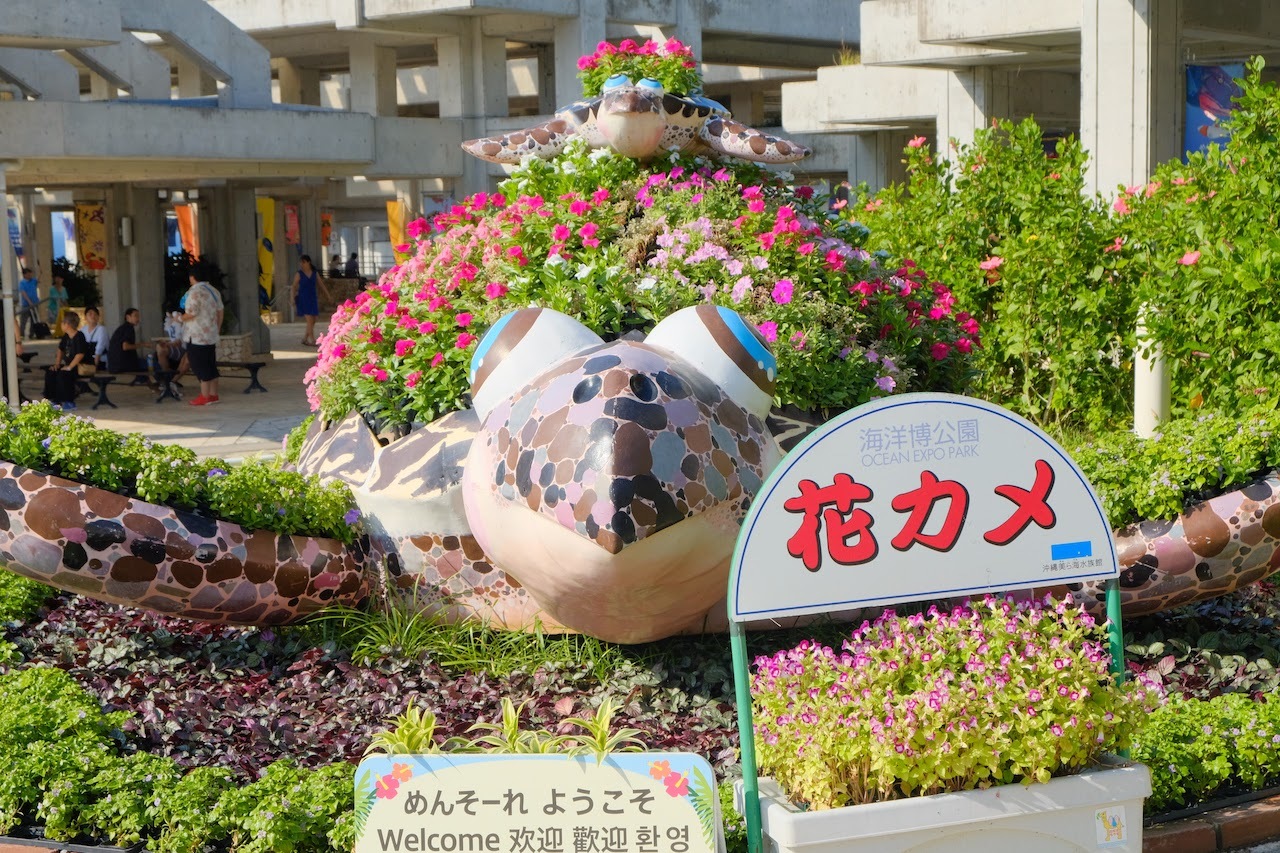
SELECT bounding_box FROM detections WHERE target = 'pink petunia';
[417,321,436,335]
[592,187,610,205]
[771,279,794,305]
[757,321,778,343]
[552,224,572,241]
[405,218,430,239]
[486,282,509,299]
[1178,250,1201,266]
[430,352,444,368]
[405,370,422,389]
[931,342,951,361]
[569,200,590,216]
[395,339,415,357]
[747,199,765,214]
[742,186,763,200]
[456,332,476,349]
[455,312,473,328]
[797,242,815,256]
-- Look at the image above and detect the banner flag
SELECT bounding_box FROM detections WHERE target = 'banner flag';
[257,197,275,299]
[74,203,108,270]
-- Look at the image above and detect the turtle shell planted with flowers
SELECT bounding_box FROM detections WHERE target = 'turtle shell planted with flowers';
[297,305,800,644]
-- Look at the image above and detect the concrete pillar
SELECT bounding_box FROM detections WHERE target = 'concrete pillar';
[277,58,321,106]
[725,85,764,126]
[89,74,118,101]
[349,40,398,116]
[0,163,16,406]
[554,0,607,107]
[228,187,269,352]
[272,199,289,320]
[535,43,557,114]
[937,67,1012,150]
[117,185,166,338]
[176,57,216,98]
[439,19,508,195]
[1081,0,1182,196]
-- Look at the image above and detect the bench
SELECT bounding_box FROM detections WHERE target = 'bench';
[216,360,269,393]
[86,370,177,409]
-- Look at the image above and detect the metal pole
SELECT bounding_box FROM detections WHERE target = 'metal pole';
[730,620,764,853]
[1105,577,1129,759]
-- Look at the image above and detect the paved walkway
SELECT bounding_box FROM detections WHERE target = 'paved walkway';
[22,321,323,460]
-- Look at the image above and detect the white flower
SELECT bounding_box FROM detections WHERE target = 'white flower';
[778,170,795,183]
[575,264,594,280]
[544,253,566,268]
[638,277,657,292]
[588,147,612,162]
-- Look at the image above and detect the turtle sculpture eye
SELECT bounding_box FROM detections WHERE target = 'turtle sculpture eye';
[644,305,777,420]
[469,308,604,420]
[636,78,664,91]
[603,74,632,91]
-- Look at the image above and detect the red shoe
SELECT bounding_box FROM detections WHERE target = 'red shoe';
[189,395,211,406]
[207,395,220,404]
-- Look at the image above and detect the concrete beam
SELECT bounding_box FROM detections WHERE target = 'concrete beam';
[862,0,1029,67]
[0,0,119,49]
[120,0,272,109]
[918,0,1080,48]
[704,0,859,44]
[69,34,172,100]
[369,117,465,179]
[0,48,80,100]
[703,38,845,70]
[362,0,577,16]
[349,40,398,115]
[205,0,348,33]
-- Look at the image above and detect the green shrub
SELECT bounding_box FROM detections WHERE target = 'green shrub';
[211,759,353,853]
[0,572,55,623]
[148,766,234,853]
[855,118,1132,431]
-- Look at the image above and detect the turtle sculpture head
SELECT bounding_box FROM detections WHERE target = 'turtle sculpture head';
[460,306,783,642]
[461,74,811,165]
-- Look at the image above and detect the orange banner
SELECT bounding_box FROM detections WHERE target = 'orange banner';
[174,203,200,257]
[284,204,301,245]
[74,202,108,270]
[321,212,333,247]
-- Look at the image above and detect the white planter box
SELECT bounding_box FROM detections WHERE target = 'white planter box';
[735,760,1150,852]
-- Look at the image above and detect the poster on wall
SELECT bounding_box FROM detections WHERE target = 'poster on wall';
[284,203,301,245]
[1185,64,1243,158]
[320,212,333,247]
[74,203,108,271]
[6,208,23,261]
[386,199,410,262]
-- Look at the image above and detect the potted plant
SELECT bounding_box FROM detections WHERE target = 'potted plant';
[738,595,1155,851]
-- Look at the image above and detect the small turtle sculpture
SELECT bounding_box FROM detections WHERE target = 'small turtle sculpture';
[462,74,811,165]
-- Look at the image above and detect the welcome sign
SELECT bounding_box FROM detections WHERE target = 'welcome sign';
[353,752,722,853]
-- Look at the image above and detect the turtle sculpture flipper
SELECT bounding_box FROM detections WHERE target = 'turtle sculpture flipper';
[462,76,810,165]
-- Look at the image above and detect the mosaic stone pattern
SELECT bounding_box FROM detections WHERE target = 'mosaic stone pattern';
[478,341,771,553]
[0,464,369,624]
[1070,473,1280,616]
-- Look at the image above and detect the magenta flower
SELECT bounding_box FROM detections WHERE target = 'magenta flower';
[456,332,476,349]
[430,352,444,368]
[757,321,778,343]
[569,200,589,216]
[395,339,415,357]
[552,223,572,241]
[417,321,436,335]
[405,370,421,389]
[486,282,509,299]
[931,342,950,360]
[455,312,473,328]
[771,280,794,305]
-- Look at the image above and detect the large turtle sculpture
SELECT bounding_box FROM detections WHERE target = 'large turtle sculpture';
[462,74,810,165]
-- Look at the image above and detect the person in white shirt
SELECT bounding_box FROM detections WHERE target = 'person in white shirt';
[81,307,110,369]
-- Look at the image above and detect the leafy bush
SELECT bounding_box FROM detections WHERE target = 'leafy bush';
[1120,56,1280,414]
[148,766,234,853]
[1135,693,1280,812]
[0,572,54,624]
[1064,405,1280,526]
[855,119,1132,431]
[210,759,353,853]
[752,596,1151,810]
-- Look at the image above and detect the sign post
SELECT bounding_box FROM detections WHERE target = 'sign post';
[727,393,1125,853]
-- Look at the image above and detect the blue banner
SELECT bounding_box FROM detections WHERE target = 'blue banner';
[6,208,22,259]
[1186,64,1243,158]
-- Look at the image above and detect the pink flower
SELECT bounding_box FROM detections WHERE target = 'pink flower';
[430,352,444,368]
[907,136,927,148]
[569,200,589,216]
[712,168,732,182]
[978,256,1003,271]
[552,223,572,241]
[486,282,509,299]
[394,243,411,254]
[931,342,951,360]
[456,332,475,349]
[771,279,794,305]
[796,185,814,199]
[417,321,436,335]
[742,186,763,200]
[1103,236,1124,254]
[395,339,415,357]
[955,337,974,354]
[1113,197,1131,215]
[405,217,429,238]
[797,242,815,256]
[757,321,778,343]
[373,369,389,382]
[592,187,610,205]
[576,55,594,71]
[790,330,806,350]
[747,199,765,214]
[405,370,421,389]
[455,312,473,327]
[1178,250,1201,266]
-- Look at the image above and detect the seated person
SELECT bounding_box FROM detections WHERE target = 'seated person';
[43,312,90,411]
[107,307,151,375]
[81,306,109,370]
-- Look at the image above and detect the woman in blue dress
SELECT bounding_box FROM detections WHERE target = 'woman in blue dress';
[292,254,320,346]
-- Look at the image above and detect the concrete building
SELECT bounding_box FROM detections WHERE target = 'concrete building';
[0,0,856,394]
[785,0,1280,197]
